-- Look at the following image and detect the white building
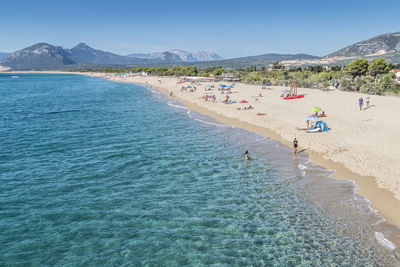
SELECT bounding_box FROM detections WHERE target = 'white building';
[222,72,240,82]
[391,70,400,82]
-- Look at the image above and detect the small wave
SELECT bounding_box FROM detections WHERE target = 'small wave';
[375,232,396,250]
[42,109,85,115]
[298,164,308,170]
[151,90,162,95]
[194,118,232,128]
[167,103,187,110]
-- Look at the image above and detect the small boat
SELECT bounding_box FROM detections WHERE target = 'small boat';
[11,75,19,78]
[284,94,304,100]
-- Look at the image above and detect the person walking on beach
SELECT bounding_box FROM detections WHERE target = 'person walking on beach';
[245,151,250,160]
[366,96,371,109]
[359,97,363,110]
[293,138,298,154]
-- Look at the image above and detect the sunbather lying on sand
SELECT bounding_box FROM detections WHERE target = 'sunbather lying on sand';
[222,95,230,103]
[237,105,254,110]
[256,112,267,116]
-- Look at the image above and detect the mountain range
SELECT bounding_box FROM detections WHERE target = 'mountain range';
[127,49,224,62]
[0,43,150,70]
[1,31,400,70]
[0,42,319,70]
[0,43,225,70]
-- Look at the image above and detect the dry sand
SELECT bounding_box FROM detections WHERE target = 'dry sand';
[90,74,400,230]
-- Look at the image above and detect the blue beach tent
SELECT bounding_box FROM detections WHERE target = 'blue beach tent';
[313,121,330,132]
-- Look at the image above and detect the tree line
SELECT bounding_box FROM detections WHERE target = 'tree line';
[79,58,400,95]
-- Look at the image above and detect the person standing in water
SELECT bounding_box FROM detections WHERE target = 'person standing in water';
[293,138,298,154]
[245,151,250,160]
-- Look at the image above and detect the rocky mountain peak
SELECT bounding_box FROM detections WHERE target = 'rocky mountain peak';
[327,31,400,58]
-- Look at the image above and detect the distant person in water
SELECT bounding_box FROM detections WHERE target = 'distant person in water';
[293,138,298,154]
[245,151,250,160]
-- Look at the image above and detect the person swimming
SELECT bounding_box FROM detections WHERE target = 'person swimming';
[245,151,250,160]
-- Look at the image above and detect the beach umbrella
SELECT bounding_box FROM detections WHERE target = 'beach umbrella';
[311,107,321,112]
[187,85,192,88]
[228,85,234,88]
[221,85,227,88]
[304,116,319,121]
[239,100,248,103]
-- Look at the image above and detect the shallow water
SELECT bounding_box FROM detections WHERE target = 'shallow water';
[0,74,399,266]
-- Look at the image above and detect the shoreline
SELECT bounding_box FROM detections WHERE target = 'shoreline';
[4,71,400,250]
[123,76,400,251]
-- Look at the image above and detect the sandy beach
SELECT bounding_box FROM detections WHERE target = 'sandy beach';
[81,73,400,229]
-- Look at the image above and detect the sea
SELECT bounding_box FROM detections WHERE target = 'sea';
[0,73,399,266]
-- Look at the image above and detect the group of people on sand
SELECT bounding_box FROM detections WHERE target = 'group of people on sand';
[181,85,197,92]
[359,96,371,110]
[314,110,327,117]
[203,94,216,102]
[237,105,254,110]
[280,92,290,98]
[300,110,327,130]
[222,95,231,103]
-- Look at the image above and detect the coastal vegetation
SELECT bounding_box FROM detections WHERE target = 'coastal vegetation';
[83,58,400,95]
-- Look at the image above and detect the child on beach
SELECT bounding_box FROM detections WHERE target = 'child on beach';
[366,97,371,109]
[359,97,363,110]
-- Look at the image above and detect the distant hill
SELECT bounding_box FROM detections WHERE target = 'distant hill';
[191,50,224,61]
[282,32,400,67]
[66,42,141,65]
[6,33,400,70]
[0,52,10,60]
[127,52,157,59]
[0,42,226,70]
[127,49,224,62]
[159,51,182,62]
[0,42,151,70]
[327,32,400,58]
[184,53,320,68]
[0,43,76,70]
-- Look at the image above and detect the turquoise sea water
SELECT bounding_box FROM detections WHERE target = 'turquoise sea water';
[0,74,399,266]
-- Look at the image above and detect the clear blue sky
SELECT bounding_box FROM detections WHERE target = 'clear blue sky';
[0,0,399,58]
